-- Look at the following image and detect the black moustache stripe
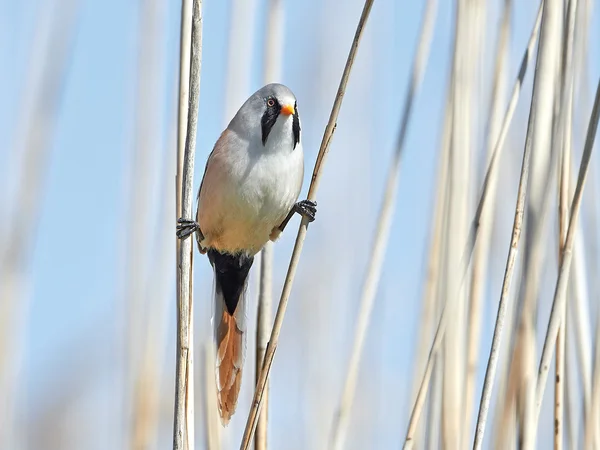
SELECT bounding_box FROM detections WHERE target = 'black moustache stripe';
[261,98,281,145]
[292,101,300,150]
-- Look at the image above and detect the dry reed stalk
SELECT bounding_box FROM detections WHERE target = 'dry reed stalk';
[554,1,578,447]
[570,224,593,409]
[406,111,451,450]
[513,3,565,442]
[521,357,537,450]
[203,342,221,449]
[570,0,595,437]
[534,77,600,431]
[410,47,457,447]
[328,2,437,448]
[409,65,453,449]
[173,1,202,449]
[255,1,284,449]
[402,5,544,447]
[586,292,600,448]
[493,5,562,443]
[223,0,258,122]
[174,0,192,441]
[238,2,375,448]
[125,0,166,447]
[564,321,579,449]
[442,2,473,446]
[132,137,177,450]
[464,0,512,441]
[471,0,563,446]
[0,0,80,446]
[187,276,196,450]
[255,241,273,450]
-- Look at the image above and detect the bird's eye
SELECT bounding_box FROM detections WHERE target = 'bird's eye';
[267,98,275,107]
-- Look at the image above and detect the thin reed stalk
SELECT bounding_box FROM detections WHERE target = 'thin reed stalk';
[238,2,375,448]
[571,222,593,410]
[409,59,453,449]
[402,5,544,447]
[329,2,437,448]
[534,77,600,429]
[442,2,471,444]
[471,0,562,446]
[586,285,600,448]
[132,136,177,450]
[494,4,563,442]
[203,342,220,450]
[223,0,258,121]
[555,1,578,447]
[126,0,166,447]
[464,0,512,440]
[173,1,202,449]
[255,1,284,449]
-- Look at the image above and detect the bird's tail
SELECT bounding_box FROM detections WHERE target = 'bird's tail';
[208,249,254,425]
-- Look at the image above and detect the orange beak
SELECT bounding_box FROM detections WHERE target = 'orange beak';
[281,104,295,116]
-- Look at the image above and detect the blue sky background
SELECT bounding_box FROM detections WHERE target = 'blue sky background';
[1,0,599,449]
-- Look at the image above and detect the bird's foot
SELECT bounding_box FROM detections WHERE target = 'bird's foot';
[276,199,318,234]
[176,218,204,240]
[293,199,317,223]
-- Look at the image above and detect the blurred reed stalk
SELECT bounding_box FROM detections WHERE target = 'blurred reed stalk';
[490,6,557,446]
[463,0,511,442]
[443,1,479,444]
[554,0,578,446]
[254,1,284,450]
[570,0,594,418]
[425,79,454,450]
[472,0,563,446]
[123,0,167,447]
[588,283,600,447]
[410,65,452,450]
[327,1,438,449]
[239,1,375,448]
[223,0,258,121]
[131,132,177,450]
[402,4,544,447]
[534,75,600,432]
[173,1,202,449]
[203,342,220,450]
[0,0,79,447]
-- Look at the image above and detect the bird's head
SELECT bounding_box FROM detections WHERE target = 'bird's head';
[229,83,301,152]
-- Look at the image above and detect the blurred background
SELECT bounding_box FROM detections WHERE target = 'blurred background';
[1,0,600,449]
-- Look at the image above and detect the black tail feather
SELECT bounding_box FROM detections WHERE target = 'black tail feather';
[207,249,254,315]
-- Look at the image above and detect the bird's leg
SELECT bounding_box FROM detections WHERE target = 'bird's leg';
[176,218,204,241]
[277,199,317,233]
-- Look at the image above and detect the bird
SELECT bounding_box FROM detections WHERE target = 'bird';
[176,83,316,425]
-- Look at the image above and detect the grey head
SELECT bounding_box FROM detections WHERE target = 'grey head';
[228,83,301,151]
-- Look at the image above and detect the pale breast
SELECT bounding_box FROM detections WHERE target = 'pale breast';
[197,130,304,255]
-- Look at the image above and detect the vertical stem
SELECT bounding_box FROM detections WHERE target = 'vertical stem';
[555,1,577,448]
[534,77,600,428]
[464,0,512,440]
[173,1,202,449]
[410,66,453,448]
[329,1,438,448]
[254,2,284,449]
[255,242,273,450]
[402,5,544,447]
[127,0,166,447]
[472,0,562,447]
[203,342,221,449]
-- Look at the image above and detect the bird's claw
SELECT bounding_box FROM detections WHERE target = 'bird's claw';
[176,218,203,240]
[294,199,317,223]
